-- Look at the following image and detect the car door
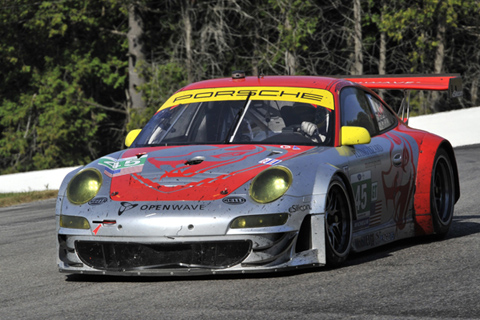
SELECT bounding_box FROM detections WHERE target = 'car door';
[339,87,415,236]
[365,93,416,233]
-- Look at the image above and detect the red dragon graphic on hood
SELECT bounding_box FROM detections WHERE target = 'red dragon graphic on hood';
[105,144,313,202]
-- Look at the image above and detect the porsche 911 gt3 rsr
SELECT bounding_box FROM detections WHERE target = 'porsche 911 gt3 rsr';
[56,72,462,276]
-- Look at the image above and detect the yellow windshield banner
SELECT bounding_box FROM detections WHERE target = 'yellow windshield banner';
[158,86,334,111]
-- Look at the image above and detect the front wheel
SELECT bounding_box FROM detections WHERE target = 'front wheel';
[431,148,455,237]
[325,177,353,267]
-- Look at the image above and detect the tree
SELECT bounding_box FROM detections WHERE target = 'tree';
[1,0,479,174]
[351,0,363,75]
[0,0,128,173]
[366,0,479,113]
[127,1,147,112]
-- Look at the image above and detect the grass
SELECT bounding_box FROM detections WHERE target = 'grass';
[0,190,58,208]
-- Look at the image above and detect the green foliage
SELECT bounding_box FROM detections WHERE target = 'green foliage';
[1,0,479,174]
[127,61,188,133]
[370,0,467,71]
[0,0,128,173]
[270,0,318,51]
[128,62,188,131]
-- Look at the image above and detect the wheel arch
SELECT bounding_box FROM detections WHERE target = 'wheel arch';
[309,165,358,221]
[331,171,358,221]
[414,135,460,235]
[295,166,357,265]
[439,141,460,204]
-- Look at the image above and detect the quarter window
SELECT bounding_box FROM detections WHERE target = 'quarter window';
[366,94,396,132]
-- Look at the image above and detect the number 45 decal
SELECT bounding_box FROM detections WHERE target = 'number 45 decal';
[351,171,377,219]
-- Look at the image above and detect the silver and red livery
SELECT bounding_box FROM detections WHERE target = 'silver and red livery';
[56,73,461,276]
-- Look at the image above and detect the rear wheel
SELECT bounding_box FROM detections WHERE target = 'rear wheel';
[325,177,353,266]
[431,148,455,237]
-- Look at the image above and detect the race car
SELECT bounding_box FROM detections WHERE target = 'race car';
[56,72,462,276]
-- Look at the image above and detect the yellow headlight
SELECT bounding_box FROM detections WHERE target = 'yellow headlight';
[249,166,293,203]
[67,168,103,205]
[59,215,90,229]
[230,214,288,229]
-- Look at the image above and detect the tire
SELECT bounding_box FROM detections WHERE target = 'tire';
[431,148,455,237]
[325,176,353,267]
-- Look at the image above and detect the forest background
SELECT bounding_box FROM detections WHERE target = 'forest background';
[1,0,479,174]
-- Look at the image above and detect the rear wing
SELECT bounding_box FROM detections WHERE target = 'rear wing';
[341,74,463,98]
[340,74,463,123]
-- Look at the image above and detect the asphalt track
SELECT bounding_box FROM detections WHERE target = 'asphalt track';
[1,145,479,320]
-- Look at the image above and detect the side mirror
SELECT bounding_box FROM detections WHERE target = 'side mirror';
[341,126,371,146]
[125,129,142,147]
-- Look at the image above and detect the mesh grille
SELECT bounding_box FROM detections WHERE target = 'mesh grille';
[75,240,252,271]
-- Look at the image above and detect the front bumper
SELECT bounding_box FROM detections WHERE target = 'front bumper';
[58,215,326,276]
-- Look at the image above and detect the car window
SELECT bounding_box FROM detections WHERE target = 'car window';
[340,87,377,136]
[365,94,396,132]
[132,98,335,147]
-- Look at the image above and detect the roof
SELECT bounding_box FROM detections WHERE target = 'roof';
[179,75,340,91]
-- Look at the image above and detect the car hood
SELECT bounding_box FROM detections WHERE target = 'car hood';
[99,144,315,202]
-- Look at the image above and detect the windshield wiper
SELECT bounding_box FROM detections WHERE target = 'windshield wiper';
[224,92,253,143]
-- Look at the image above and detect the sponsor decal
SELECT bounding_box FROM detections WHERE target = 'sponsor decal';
[354,234,375,250]
[451,90,462,98]
[279,145,301,151]
[354,144,384,158]
[353,218,370,230]
[259,158,282,165]
[159,86,335,111]
[288,204,311,213]
[99,154,147,178]
[140,204,206,211]
[354,229,396,250]
[375,230,395,244]
[88,197,108,205]
[222,197,247,205]
[118,202,138,216]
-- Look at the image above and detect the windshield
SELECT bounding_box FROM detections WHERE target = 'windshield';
[132,97,335,147]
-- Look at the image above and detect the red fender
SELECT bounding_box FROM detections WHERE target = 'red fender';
[413,134,442,235]
[396,124,459,236]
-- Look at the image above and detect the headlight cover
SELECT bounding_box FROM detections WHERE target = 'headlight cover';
[67,168,103,205]
[59,215,90,229]
[249,166,292,203]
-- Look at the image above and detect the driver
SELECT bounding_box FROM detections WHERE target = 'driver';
[301,121,324,143]
[281,103,327,143]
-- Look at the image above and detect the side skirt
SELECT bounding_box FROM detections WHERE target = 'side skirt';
[351,220,416,253]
